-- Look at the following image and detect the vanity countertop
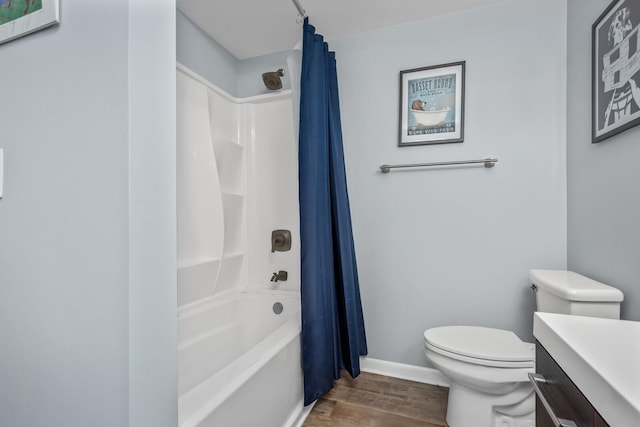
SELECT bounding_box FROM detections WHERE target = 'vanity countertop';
[533,312,640,426]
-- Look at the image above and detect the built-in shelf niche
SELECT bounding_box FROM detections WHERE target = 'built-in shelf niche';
[177,65,248,309]
[208,85,246,297]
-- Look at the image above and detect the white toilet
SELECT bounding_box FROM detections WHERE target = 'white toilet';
[423,269,624,427]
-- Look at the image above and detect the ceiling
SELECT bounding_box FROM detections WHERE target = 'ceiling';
[177,0,506,60]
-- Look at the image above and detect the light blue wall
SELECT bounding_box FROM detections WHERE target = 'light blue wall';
[177,10,240,97]
[128,1,177,426]
[0,3,130,426]
[567,0,640,321]
[0,2,177,426]
[332,0,568,367]
[177,9,293,98]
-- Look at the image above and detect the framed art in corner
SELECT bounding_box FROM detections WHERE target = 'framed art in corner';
[0,0,59,45]
[593,0,640,143]
[399,61,465,147]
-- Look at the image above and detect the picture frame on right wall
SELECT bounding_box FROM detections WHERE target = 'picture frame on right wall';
[592,0,640,143]
[0,0,59,45]
[399,61,465,146]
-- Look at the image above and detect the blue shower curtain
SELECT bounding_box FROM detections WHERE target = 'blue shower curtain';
[298,18,368,406]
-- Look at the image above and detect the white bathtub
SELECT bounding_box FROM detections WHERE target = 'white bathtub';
[178,290,304,427]
[411,108,450,126]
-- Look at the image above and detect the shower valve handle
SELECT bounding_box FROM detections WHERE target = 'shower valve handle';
[271,230,292,252]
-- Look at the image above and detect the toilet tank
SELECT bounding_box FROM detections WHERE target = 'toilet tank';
[530,270,624,319]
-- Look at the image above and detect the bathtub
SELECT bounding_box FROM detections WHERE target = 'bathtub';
[411,108,450,127]
[178,290,304,427]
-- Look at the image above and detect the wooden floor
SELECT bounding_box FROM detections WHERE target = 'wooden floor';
[303,371,449,427]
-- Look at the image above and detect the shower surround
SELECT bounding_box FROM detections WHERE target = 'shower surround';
[176,64,303,427]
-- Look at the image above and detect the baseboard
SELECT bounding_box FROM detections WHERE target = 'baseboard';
[287,400,316,427]
[360,356,450,387]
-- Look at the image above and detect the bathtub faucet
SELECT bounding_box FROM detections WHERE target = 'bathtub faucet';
[271,270,288,283]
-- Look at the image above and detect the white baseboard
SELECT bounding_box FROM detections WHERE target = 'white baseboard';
[287,400,316,427]
[360,356,450,387]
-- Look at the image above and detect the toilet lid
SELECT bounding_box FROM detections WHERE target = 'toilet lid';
[424,326,534,367]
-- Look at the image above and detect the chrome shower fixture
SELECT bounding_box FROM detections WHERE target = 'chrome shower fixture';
[262,69,285,90]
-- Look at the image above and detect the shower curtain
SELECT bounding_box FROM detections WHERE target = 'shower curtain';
[298,18,368,406]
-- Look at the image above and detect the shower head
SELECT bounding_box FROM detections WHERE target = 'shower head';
[262,69,285,90]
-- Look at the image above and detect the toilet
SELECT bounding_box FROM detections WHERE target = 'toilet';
[423,270,624,427]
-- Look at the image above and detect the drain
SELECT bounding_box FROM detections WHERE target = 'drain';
[273,302,284,315]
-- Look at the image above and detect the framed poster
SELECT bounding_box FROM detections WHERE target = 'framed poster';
[593,0,640,143]
[0,0,59,45]
[399,61,465,146]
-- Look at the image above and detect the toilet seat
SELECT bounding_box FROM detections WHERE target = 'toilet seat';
[424,326,534,368]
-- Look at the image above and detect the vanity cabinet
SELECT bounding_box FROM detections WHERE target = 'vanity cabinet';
[534,342,609,427]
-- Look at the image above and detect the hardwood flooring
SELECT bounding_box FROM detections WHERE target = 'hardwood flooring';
[303,371,449,427]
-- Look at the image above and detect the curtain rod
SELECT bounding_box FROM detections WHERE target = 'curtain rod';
[290,0,306,19]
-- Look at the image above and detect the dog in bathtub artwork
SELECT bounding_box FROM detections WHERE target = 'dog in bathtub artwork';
[400,62,464,145]
[406,73,457,135]
[410,98,453,129]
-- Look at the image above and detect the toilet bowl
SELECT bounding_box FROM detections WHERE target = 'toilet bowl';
[423,270,624,427]
[424,326,535,427]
